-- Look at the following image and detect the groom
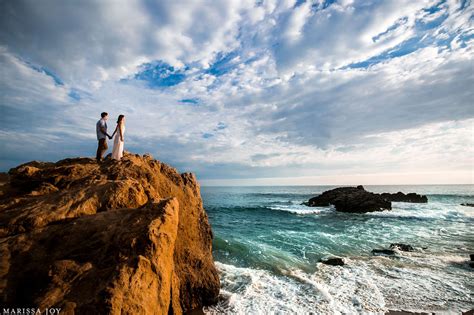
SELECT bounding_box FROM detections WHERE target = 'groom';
[96,112,112,162]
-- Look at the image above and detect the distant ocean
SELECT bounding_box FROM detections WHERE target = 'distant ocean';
[201,185,474,314]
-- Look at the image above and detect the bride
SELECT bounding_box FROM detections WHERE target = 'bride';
[111,114,125,160]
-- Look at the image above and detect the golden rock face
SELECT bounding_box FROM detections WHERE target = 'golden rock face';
[0,153,220,314]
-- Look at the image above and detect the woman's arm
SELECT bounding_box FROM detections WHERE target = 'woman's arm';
[119,124,124,141]
[110,126,118,138]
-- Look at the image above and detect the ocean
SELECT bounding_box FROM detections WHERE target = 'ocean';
[201,185,474,314]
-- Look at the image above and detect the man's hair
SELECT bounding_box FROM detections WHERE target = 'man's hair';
[101,112,108,118]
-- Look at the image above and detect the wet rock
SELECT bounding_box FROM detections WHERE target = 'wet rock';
[461,203,474,207]
[372,249,396,256]
[386,310,433,315]
[381,192,428,203]
[305,185,391,213]
[320,257,345,266]
[470,254,474,261]
[389,243,415,252]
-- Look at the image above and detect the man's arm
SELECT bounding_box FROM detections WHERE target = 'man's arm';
[99,121,111,138]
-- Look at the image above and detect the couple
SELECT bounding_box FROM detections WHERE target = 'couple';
[96,112,126,161]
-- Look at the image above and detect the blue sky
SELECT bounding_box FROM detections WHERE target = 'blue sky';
[0,0,473,185]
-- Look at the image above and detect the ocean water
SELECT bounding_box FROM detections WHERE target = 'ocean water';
[201,185,474,314]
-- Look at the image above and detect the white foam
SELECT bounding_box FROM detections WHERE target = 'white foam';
[204,261,388,314]
[269,204,333,215]
[365,201,473,220]
[205,252,474,314]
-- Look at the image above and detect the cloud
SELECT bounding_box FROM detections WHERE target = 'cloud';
[0,0,254,88]
[0,0,473,184]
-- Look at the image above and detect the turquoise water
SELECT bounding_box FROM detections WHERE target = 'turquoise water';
[202,185,474,314]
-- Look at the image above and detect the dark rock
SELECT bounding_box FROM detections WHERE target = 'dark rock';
[0,172,8,183]
[461,203,474,207]
[306,186,391,213]
[470,254,474,261]
[372,249,396,256]
[389,243,415,252]
[386,310,433,315]
[380,192,428,203]
[320,257,345,266]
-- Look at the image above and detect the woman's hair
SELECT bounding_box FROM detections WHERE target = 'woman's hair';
[117,114,125,124]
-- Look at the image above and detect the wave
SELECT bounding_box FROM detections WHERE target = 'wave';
[366,202,474,220]
[205,252,474,315]
[268,204,333,215]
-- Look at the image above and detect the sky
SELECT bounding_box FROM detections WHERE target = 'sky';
[0,0,473,185]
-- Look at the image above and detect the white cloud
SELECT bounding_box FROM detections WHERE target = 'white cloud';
[0,0,473,183]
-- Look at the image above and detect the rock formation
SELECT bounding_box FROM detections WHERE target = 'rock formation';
[0,153,220,314]
[380,192,428,203]
[304,185,391,213]
[320,257,345,266]
[304,185,430,212]
[389,243,415,252]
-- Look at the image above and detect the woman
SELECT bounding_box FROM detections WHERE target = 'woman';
[111,115,125,160]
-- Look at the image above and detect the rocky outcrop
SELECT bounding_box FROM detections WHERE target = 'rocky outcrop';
[304,186,429,212]
[0,153,219,314]
[304,185,391,213]
[461,203,474,207]
[380,192,428,203]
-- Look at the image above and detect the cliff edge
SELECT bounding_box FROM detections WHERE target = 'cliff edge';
[0,153,220,314]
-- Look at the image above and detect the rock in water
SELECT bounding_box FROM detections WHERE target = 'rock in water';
[389,243,415,252]
[0,153,220,314]
[461,203,474,207]
[305,186,391,213]
[320,257,345,266]
[380,192,428,203]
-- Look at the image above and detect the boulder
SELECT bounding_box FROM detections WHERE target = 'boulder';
[389,243,415,252]
[461,203,474,207]
[305,186,391,213]
[320,257,345,266]
[380,192,428,203]
[372,249,396,256]
[470,254,474,261]
[0,153,219,314]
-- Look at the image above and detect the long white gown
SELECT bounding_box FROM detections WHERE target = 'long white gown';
[111,124,125,160]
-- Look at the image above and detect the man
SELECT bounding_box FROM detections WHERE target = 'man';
[96,112,112,162]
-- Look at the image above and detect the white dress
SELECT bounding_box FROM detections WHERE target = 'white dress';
[111,124,125,160]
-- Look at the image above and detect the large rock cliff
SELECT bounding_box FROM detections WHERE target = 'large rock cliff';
[0,153,220,314]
